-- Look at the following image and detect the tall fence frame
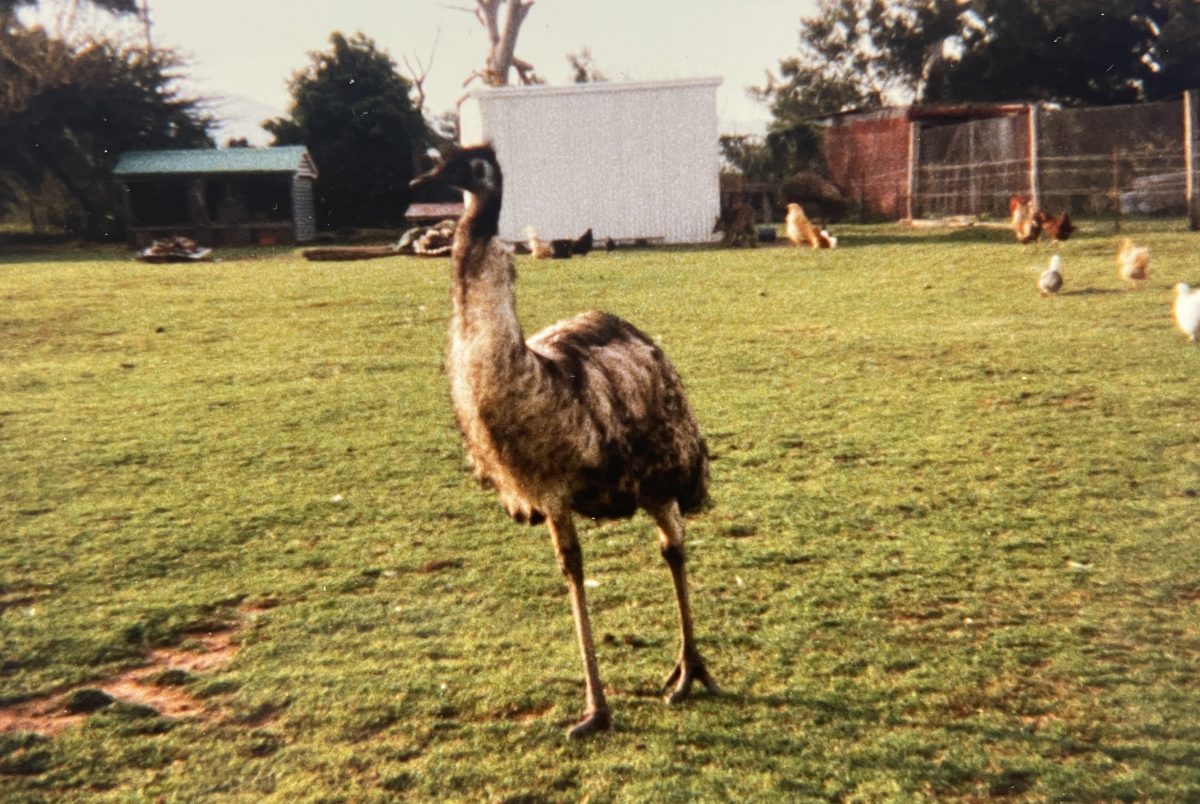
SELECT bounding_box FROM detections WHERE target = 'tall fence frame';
[830,93,1200,227]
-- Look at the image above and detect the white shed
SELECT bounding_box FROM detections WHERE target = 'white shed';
[459,77,722,245]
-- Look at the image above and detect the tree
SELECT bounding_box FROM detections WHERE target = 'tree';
[0,21,212,238]
[462,0,538,88]
[763,0,1200,117]
[741,0,959,183]
[567,48,604,84]
[757,0,960,123]
[719,127,823,185]
[265,32,430,231]
[925,0,1200,105]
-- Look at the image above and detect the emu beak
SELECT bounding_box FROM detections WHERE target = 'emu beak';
[411,146,447,188]
[410,166,441,188]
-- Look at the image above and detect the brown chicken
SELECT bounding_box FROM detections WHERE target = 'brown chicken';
[1009,195,1041,244]
[1035,209,1074,242]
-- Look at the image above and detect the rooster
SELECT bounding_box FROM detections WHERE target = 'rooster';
[571,227,594,256]
[1009,195,1041,244]
[1117,238,1150,287]
[1035,209,1074,242]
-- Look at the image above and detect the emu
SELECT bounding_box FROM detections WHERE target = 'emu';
[411,143,717,739]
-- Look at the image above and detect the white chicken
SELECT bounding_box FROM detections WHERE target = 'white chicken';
[1038,254,1063,296]
[1117,238,1150,287]
[1173,283,1200,343]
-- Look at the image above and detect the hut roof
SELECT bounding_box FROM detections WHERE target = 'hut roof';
[114,146,318,178]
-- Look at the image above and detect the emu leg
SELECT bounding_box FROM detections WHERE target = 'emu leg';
[652,500,718,704]
[547,511,611,738]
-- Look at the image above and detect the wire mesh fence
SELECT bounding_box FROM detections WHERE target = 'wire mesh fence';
[917,114,1029,217]
[911,96,1193,220]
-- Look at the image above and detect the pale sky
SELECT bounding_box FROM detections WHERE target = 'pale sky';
[26,0,818,145]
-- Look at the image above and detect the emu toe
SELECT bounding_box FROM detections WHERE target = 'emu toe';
[567,708,612,740]
[662,654,719,705]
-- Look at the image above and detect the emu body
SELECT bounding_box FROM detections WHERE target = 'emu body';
[413,144,716,738]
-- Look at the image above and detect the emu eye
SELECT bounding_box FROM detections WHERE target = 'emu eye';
[470,158,495,188]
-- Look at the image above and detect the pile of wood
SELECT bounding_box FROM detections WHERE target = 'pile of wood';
[137,236,213,263]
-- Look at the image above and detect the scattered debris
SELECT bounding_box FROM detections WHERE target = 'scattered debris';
[137,236,213,263]
[401,219,456,256]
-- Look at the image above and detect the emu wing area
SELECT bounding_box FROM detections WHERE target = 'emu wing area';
[523,311,709,520]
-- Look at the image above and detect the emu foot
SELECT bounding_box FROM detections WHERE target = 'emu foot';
[662,655,719,705]
[567,708,612,740]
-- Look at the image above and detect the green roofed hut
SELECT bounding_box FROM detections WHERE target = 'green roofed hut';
[113,146,319,247]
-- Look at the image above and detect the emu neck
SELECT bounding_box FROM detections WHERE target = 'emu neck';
[463,184,501,242]
[450,188,524,361]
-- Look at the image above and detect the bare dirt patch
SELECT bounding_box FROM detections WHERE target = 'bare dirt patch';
[0,621,244,736]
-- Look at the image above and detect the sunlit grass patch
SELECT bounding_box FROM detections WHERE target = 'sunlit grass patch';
[2,222,1199,799]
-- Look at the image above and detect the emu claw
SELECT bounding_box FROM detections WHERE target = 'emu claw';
[662,656,719,705]
[567,709,612,740]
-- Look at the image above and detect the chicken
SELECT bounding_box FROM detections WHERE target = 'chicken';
[524,226,554,259]
[1038,254,1063,296]
[713,202,757,248]
[785,203,835,249]
[1035,209,1075,242]
[1117,238,1150,287]
[1173,283,1200,343]
[571,228,594,256]
[1010,194,1041,244]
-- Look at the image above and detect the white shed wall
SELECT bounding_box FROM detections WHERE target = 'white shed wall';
[459,78,721,244]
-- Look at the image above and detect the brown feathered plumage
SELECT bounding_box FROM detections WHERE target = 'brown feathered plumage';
[411,143,716,739]
[1036,209,1074,242]
[1010,195,1041,244]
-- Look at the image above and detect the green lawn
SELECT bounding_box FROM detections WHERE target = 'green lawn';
[2,221,1198,801]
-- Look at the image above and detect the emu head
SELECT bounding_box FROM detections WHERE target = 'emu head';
[411,143,502,198]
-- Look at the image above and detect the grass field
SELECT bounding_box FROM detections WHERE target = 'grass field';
[2,220,1199,801]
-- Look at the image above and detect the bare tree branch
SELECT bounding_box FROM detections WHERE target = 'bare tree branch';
[402,26,439,114]
[460,0,535,87]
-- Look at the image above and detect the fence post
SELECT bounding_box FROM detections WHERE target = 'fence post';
[1027,102,1040,208]
[1185,90,1198,230]
[906,120,918,220]
[1111,147,1122,233]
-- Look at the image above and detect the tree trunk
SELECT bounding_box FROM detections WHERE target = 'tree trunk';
[472,0,536,87]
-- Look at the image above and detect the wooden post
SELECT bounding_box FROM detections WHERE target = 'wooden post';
[906,120,919,220]
[1027,102,1040,209]
[1185,90,1198,230]
[1111,147,1122,234]
[968,121,978,215]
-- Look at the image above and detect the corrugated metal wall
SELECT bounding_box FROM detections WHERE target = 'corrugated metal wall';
[291,176,316,242]
[460,78,722,244]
